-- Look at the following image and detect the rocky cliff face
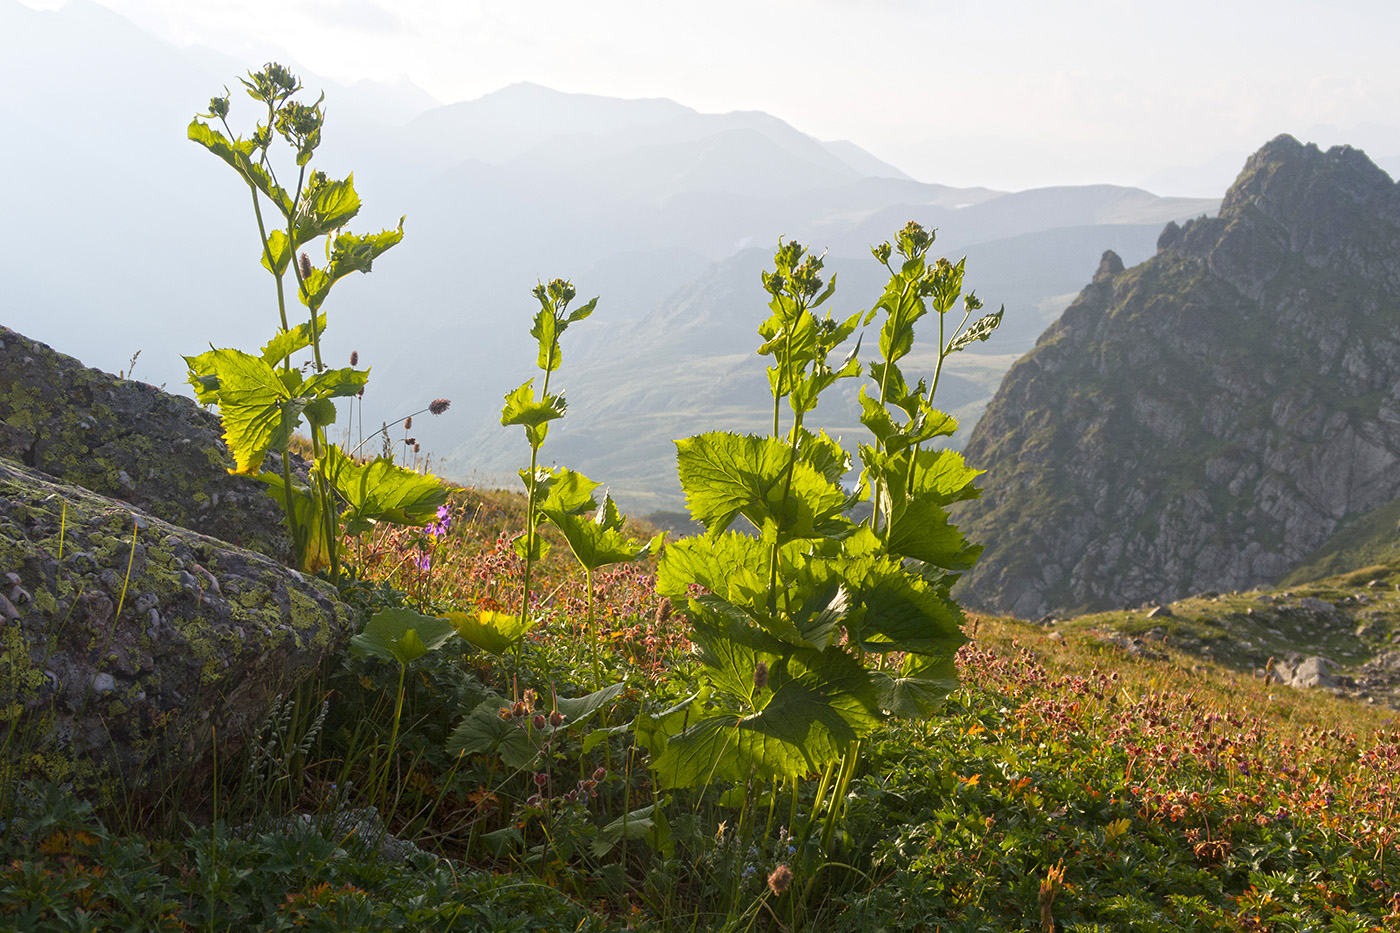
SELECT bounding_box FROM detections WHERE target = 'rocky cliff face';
[952,135,1400,617]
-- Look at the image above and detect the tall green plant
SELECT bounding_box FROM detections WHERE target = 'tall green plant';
[184,63,445,576]
[646,225,1001,819]
[498,279,596,647]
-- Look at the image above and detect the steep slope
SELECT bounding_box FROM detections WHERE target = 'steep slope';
[952,135,1400,618]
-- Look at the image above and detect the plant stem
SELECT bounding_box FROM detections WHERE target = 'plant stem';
[586,566,601,686]
[379,663,408,810]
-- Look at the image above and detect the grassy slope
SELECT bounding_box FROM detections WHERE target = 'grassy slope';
[4,486,1399,931]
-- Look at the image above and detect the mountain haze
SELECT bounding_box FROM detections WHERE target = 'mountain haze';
[2,0,1216,512]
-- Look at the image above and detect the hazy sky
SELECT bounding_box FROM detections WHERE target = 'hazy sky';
[17,0,1400,192]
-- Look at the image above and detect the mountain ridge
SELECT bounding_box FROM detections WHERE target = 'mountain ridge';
[951,134,1400,618]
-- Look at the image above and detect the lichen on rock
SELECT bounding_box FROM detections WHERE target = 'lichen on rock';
[0,325,290,563]
[0,458,352,801]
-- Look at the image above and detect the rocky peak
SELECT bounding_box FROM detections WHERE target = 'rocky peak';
[1093,249,1125,282]
[951,137,1400,618]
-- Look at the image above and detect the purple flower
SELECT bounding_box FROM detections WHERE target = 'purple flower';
[415,552,431,571]
[427,504,453,538]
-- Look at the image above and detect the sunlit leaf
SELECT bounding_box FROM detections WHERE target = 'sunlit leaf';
[259,314,327,365]
[446,610,533,656]
[184,348,294,474]
[676,432,849,542]
[319,444,447,533]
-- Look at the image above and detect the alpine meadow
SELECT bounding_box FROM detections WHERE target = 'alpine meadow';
[3,23,1400,933]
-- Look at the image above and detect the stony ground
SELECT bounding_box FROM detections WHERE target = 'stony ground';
[1032,559,1400,711]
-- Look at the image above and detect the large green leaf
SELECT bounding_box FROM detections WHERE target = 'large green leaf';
[445,699,538,770]
[501,380,566,449]
[350,607,457,667]
[885,497,981,570]
[319,444,448,534]
[302,366,369,401]
[184,348,294,474]
[259,314,328,366]
[675,432,848,542]
[540,472,661,571]
[298,223,404,311]
[872,651,960,718]
[555,681,627,730]
[909,448,982,506]
[688,607,790,703]
[651,645,880,788]
[841,555,968,655]
[656,531,769,603]
[187,119,293,216]
[446,610,534,656]
[292,174,361,246]
[659,536,844,648]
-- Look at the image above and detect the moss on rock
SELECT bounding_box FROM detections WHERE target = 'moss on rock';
[0,458,352,803]
[0,326,289,562]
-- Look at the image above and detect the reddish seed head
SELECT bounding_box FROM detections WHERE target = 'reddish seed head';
[299,252,312,279]
[429,398,451,415]
[593,766,607,782]
[549,710,565,728]
[532,714,547,730]
[533,772,549,788]
[767,864,792,896]
[404,416,413,430]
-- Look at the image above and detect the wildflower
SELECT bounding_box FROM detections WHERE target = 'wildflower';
[429,398,451,415]
[532,714,547,730]
[414,552,430,571]
[767,864,792,896]
[549,710,565,728]
[533,772,549,788]
[593,766,607,782]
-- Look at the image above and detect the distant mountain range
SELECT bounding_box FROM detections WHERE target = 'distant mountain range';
[952,135,1400,617]
[2,0,1216,513]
